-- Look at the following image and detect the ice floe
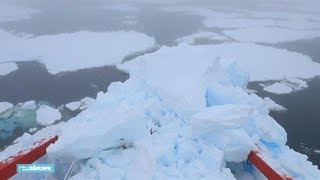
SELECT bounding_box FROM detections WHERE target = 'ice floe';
[66,101,82,111]
[264,82,294,94]
[36,105,61,126]
[0,30,155,74]
[263,79,308,94]
[224,27,320,43]
[165,6,320,43]
[156,43,320,81]
[0,62,18,76]
[263,97,287,111]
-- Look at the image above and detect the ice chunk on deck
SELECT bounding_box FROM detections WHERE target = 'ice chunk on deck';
[36,105,61,126]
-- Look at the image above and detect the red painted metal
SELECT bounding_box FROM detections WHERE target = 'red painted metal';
[0,135,58,180]
[248,151,293,180]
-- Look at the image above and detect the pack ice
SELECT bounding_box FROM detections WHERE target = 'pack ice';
[0,30,155,74]
[5,44,320,179]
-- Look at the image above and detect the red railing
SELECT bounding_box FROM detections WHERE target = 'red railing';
[0,136,294,180]
[248,151,293,180]
[0,135,58,180]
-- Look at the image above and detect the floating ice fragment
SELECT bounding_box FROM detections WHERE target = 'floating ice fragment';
[36,105,61,126]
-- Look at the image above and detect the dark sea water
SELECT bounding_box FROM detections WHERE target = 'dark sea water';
[0,61,128,106]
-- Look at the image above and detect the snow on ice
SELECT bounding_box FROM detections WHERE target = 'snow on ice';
[0,30,155,74]
[0,62,18,76]
[36,105,61,126]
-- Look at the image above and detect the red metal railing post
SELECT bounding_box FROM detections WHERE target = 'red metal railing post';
[0,135,58,180]
[248,151,293,180]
